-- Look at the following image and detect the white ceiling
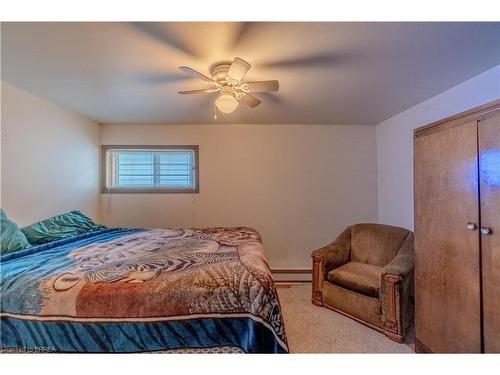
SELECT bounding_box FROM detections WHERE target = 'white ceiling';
[2,22,499,124]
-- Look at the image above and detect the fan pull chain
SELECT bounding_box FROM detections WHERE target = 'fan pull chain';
[214,105,218,120]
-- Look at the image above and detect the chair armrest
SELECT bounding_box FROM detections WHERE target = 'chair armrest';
[311,243,351,275]
[311,227,351,275]
[311,227,351,305]
[381,232,414,280]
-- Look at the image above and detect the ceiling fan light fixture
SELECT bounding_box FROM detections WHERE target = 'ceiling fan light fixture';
[215,92,239,113]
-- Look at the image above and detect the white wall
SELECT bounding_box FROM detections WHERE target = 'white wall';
[1,82,100,227]
[376,65,500,230]
[100,124,378,268]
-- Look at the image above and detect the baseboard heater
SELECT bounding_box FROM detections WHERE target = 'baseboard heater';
[271,268,312,283]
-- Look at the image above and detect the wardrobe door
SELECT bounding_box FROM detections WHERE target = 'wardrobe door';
[414,121,481,353]
[478,114,500,353]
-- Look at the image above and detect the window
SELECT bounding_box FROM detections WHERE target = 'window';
[101,145,199,193]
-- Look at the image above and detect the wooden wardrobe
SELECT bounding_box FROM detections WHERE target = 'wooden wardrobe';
[414,99,500,353]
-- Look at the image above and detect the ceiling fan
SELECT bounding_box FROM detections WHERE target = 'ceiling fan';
[178,57,279,116]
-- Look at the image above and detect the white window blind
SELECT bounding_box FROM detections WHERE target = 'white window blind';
[102,146,198,193]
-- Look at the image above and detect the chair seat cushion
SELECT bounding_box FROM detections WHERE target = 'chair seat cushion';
[327,262,382,298]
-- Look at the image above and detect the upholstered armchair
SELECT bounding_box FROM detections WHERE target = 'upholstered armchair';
[311,223,414,342]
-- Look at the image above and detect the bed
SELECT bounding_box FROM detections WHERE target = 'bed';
[0,226,288,353]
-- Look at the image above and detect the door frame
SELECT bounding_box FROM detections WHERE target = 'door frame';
[414,99,500,139]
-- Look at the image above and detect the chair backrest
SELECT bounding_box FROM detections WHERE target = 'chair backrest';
[350,223,411,267]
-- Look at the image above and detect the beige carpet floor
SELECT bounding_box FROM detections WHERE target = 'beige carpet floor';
[277,283,415,353]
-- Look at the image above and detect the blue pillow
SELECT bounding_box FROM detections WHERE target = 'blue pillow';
[0,209,31,254]
[21,210,106,245]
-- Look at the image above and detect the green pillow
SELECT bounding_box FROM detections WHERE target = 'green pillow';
[21,210,106,245]
[1,209,31,254]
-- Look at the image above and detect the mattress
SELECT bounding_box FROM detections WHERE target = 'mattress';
[0,227,288,353]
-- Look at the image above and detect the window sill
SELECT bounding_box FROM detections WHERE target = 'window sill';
[101,188,199,194]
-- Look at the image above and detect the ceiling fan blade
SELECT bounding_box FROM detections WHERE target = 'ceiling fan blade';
[229,23,256,49]
[132,23,200,58]
[133,73,191,84]
[240,93,261,108]
[178,88,219,95]
[227,57,251,83]
[245,80,279,92]
[179,66,217,84]
[261,53,338,69]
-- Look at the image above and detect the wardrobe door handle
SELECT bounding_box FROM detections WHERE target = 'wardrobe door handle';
[480,227,492,235]
[466,222,477,231]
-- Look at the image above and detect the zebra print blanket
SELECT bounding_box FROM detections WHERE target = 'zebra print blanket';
[0,227,288,353]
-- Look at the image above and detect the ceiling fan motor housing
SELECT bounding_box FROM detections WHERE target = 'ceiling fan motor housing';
[210,61,232,82]
[211,62,241,113]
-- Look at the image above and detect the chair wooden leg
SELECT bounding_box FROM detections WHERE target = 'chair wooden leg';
[311,256,323,306]
[311,298,323,307]
[382,274,405,342]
